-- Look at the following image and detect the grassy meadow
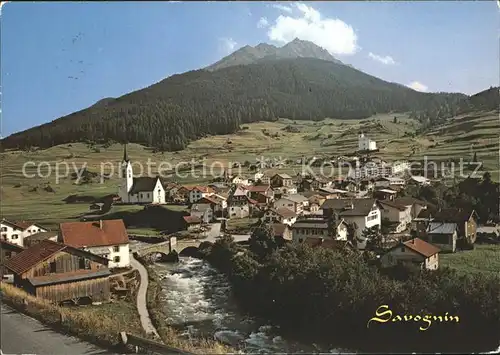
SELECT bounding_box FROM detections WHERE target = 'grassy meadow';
[1,110,498,228]
[440,244,500,276]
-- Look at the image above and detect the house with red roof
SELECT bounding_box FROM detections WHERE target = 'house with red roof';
[380,238,440,270]
[58,219,130,268]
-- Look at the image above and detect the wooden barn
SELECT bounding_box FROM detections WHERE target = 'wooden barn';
[1,240,25,279]
[5,239,111,304]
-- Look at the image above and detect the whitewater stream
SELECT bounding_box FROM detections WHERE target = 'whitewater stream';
[151,257,345,354]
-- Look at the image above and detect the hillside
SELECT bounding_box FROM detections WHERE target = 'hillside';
[1,55,467,152]
[207,38,342,71]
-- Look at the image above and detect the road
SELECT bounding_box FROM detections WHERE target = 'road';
[0,304,115,354]
[201,222,251,243]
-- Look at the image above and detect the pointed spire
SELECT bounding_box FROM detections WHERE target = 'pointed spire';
[123,143,129,162]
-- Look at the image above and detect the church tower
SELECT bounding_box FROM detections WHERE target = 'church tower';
[121,144,133,194]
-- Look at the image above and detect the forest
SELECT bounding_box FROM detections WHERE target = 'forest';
[1,57,483,152]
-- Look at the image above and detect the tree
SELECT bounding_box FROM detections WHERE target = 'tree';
[249,225,279,261]
[362,226,384,252]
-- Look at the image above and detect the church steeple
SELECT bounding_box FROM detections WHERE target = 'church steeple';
[123,143,129,163]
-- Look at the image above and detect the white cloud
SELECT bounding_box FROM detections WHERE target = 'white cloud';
[267,3,359,56]
[257,17,270,29]
[407,81,428,92]
[219,37,238,54]
[271,4,293,14]
[368,52,396,65]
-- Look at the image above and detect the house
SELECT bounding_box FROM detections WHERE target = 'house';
[407,175,431,186]
[321,198,382,249]
[270,223,292,242]
[273,185,298,196]
[258,173,271,185]
[380,238,440,270]
[374,188,398,201]
[291,216,348,243]
[171,185,191,203]
[118,145,166,204]
[198,195,227,216]
[262,208,297,226]
[253,171,264,182]
[379,200,412,233]
[273,195,308,214]
[360,179,375,192]
[299,177,331,191]
[270,173,293,188]
[58,219,130,268]
[5,240,111,304]
[190,203,213,224]
[227,185,250,219]
[308,194,326,207]
[23,231,59,248]
[189,186,215,204]
[231,175,249,186]
[416,208,478,245]
[426,222,458,252]
[393,197,429,220]
[182,216,202,231]
[358,132,377,151]
[0,219,49,247]
[1,240,25,279]
[247,185,274,202]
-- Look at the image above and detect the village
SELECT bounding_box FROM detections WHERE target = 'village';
[1,132,498,312]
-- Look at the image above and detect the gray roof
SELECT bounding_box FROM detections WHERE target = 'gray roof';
[426,222,458,235]
[191,203,212,212]
[321,198,378,217]
[130,177,160,194]
[282,194,309,203]
[24,231,58,242]
[28,269,111,287]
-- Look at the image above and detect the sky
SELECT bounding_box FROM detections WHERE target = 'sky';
[1,1,498,136]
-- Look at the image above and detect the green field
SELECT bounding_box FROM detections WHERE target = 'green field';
[440,244,500,276]
[1,110,498,227]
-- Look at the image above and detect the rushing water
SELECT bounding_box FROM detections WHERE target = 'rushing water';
[152,257,344,354]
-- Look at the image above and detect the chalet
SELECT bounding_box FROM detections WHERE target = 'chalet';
[321,198,382,249]
[182,216,202,231]
[1,240,25,279]
[59,219,130,268]
[379,200,412,233]
[5,240,111,304]
[271,223,292,242]
[170,186,191,203]
[262,208,297,226]
[270,173,293,188]
[247,185,274,202]
[273,195,308,214]
[24,231,59,248]
[0,219,49,247]
[380,238,440,270]
[426,222,458,253]
[190,203,213,224]
[291,217,348,243]
[228,185,250,219]
[198,195,227,215]
[189,186,215,204]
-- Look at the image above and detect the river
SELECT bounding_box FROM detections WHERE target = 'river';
[151,257,347,354]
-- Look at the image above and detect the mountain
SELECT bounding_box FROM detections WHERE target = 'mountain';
[206,38,342,71]
[461,86,499,112]
[1,56,467,152]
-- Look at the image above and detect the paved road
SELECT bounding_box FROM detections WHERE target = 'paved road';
[0,304,115,354]
[129,254,160,338]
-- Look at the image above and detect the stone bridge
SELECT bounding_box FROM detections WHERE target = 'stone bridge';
[135,237,203,257]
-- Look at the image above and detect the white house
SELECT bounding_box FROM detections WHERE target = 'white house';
[358,133,377,151]
[189,186,215,204]
[391,161,410,175]
[118,145,166,204]
[374,177,405,189]
[379,200,412,233]
[320,199,381,249]
[262,208,297,226]
[0,219,48,247]
[380,238,440,270]
[253,171,264,182]
[290,217,348,243]
[231,175,249,186]
[273,195,308,215]
[59,219,130,268]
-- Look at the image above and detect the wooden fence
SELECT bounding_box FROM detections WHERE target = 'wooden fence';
[119,332,195,355]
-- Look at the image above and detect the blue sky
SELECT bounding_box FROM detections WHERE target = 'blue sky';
[1,1,498,136]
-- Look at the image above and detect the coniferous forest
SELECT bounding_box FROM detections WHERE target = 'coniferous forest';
[1,57,497,152]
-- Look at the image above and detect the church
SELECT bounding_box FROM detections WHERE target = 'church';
[117,145,166,204]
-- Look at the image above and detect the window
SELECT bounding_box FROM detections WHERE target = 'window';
[147,193,150,199]
[79,257,91,270]
[1,227,6,232]
[113,256,121,263]
[11,234,18,239]
[5,251,11,258]
[113,246,120,252]
[49,262,56,273]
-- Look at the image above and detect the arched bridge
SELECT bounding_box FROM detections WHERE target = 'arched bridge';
[135,237,203,257]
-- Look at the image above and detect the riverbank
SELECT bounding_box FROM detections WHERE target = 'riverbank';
[200,234,500,353]
[0,282,146,352]
[135,256,233,354]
